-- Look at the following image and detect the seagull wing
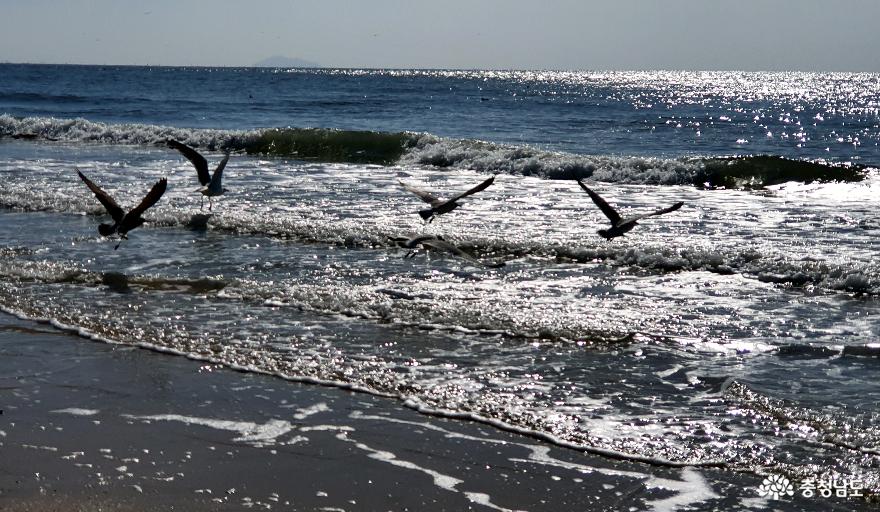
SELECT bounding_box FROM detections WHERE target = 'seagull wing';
[399,181,442,206]
[443,175,495,204]
[210,153,230,188]
[421,238,503,268]
[577,180,621,225]
[128,178,168,218]
[626,201,684,222]
[387,235,412,247]
[404,235,441,248]
[168,139,210,186]
[77,170,125,222]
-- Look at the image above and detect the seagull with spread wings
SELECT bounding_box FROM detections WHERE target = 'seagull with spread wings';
[76,169,167,249]
[577,180,683,240]
[167,139,229,211]
[399,175,495,222]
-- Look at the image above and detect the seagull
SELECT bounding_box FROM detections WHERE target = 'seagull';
[76,169,167,249]
[390,235,505,268]
[577,180,683,240]
[167,139,229,211]
[399,175,495,222]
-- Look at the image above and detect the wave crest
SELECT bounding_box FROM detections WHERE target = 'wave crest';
[1,115,868,189]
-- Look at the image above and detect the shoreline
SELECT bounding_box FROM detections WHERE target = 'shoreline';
[0,312,856,511]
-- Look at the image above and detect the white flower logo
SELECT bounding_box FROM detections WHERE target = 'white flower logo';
[757,474,794,499]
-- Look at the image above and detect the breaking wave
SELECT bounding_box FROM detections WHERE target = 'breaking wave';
[1,114,869,188]
[1,181,878,297]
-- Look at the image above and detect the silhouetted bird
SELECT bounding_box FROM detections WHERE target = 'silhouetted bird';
[167,139,229,211]
[577,180,683,240]
[77,169,167,249]
[390,235,505,268]
[399,175,495,222]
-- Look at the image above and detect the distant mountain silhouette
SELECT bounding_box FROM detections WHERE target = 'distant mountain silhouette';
[252,55,323,68]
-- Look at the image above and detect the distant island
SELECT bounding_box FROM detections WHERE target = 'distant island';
[252,55,323,68]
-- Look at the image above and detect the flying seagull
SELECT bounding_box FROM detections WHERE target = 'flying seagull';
[167,139,229,211]
[577,180,683,240]
[77,169,167,249]
[390,235,505,268]
[399,175,495,222]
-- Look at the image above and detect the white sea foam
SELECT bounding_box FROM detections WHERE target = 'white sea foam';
[0,114,253,150]
[645,469,720,512]
[51,407,100,416]
[123,414,296,446]
[336,432,525,512]
[401,135,707,184]
[1,181,877,298]
[344,414,720,511]
[21,444,59,452]
[293,402,330,420]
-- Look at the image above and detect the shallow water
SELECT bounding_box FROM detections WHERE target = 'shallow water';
[1,65,879,506]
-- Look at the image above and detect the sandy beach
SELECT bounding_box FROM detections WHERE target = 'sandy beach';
[0,311,863,511]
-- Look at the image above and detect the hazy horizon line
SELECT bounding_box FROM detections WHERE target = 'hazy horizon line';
[1,60,878,74]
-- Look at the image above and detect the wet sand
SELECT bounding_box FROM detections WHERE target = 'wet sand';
[0,312,855,511]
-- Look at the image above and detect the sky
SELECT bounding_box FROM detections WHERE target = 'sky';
[2,0,880,71]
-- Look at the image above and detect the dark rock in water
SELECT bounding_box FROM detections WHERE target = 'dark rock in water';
[186,213,213,231]
[102,272,131,293]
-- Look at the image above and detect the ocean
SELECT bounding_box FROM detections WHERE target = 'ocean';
[1,64,879,508]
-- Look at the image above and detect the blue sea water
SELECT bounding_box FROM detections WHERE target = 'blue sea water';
[1,64,880,509]
[3,64,878,161]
